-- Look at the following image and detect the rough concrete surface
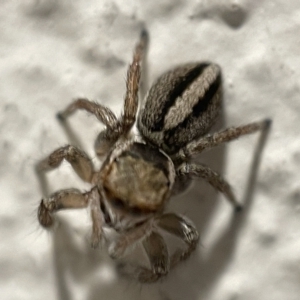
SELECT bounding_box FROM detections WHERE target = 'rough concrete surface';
[1,1,300,300]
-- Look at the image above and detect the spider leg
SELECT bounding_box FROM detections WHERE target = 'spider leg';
[177,162,241,210]
[138,213,199,283]
[35,145,103,245]
[38,187,103,247]
[156,213,199,268]
[114,213,199,283]
[174,119,271,161]
[57,98,121,156]
[108,220,152,259]
[122,231,169,283]
[140,231,169,282]
[36,145,94,195]
[89,187,103,248]
[57,29,149,157]
[139,29,150,101]
[38,188,87,227]
[114,228,170,283]
[121,29,148,133]
[57,98,118,129]
[107,215,170,283]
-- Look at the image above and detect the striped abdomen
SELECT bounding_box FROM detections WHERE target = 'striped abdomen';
[138,62,222,155]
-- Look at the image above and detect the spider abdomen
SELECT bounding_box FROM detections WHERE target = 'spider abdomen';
[138,62,222,155]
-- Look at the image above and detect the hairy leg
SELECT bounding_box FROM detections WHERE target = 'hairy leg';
[141,231,169,280]
[122,29,149,133]
[174,119,271,161]
[36,145,94,196]
[177,162,241,210]
[38,188,88,227]
[113,213,199,283]
[38,187,103,247]
[57,98,121,156]
[120,231,169,283]
[156,213,199,268]
[139,29,150,101]
[56,30,149,156]
[108,219,153,259]
[57,98,118,130]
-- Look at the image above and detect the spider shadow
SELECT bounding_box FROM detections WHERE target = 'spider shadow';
[52,217,135,300]
[50,108,270,300]
[161,110,271,300]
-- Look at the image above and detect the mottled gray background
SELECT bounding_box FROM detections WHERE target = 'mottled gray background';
[1,1,300,300]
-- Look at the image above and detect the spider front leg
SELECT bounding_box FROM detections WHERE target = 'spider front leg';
[38,187,103,248]
[138,213,199,283]
[36,146,103,246]
[38,188,87,227]
[113,228,170,283]
[108,219,153,259]
[36,145,94,196]
[113,213,199,283]
[156,213,199,268]
[134,231,169,283]
[38,187,103,247]
[107,217,170,282]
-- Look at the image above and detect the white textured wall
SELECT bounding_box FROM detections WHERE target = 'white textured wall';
[1,1,300,300]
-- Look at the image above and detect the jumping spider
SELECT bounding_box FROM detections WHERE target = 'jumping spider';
[36,29,271,283]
